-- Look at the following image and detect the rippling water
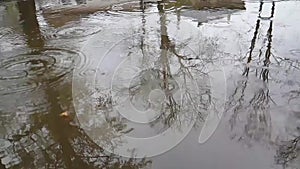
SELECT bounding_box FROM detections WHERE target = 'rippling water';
[0,0,299,169]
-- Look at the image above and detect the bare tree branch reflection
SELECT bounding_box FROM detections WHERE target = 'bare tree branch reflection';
[243,2,262,76]
[0,1,151,168]
[227,2,275,147]
[142,1,214,129]
[226,3,300,169]
[1,82,151,168]
[275,136,300,169]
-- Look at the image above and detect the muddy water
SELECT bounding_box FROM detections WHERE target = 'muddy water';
[0,0,299,169]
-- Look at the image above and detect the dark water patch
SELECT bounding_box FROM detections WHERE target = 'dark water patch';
[0,48,78,95]
[0,53,56,79]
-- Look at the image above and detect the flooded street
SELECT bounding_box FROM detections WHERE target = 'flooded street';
[0,0,299,168]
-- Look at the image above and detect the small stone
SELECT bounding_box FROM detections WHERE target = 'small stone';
[1,156,11,165]
[0,139,12,149]
[30,134,38,141]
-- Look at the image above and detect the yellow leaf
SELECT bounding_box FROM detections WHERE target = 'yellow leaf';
[59,111,69,117]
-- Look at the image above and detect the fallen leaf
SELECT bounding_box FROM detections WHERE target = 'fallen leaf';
[59,111,69,117]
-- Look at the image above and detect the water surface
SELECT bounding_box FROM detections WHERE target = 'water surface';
[0,0,299,169]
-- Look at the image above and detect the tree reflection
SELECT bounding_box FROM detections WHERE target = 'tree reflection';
[227,2,300,168]
[260,2,275,81]
[1,81,151,168]
[121,0,217,130]
[228,2,275,146]
[0,0,151,168]
[91,0,221,140]
[17,0,44,49]
[275,136,300,169]
[242,2,262,77]
[156,1,210,127]
[41,86,150,169]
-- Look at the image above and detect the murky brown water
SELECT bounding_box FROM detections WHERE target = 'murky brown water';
[0,0,299,169]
